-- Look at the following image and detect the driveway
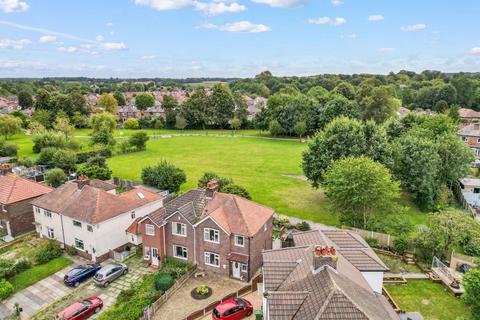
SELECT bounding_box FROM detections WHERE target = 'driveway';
[0,255,86,319]
[154,273,246,320]
[32,256,152,319]
[200,290,264,320]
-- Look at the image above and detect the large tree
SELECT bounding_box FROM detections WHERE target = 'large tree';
[113,91,126,106]
[323,156,400,228]
[18,90,33,109]
[89,112,117,132]
[209,84,235,128]
[97,93,118,114]
[361,86,400,123]
[181,88,209,129]
[317,96,360,130]
[161,95,178,129]
[141,160,186,193]
[135,93,155,110]
[0,115,22,140]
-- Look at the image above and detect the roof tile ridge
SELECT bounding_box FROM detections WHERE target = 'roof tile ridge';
[232,195,250,235]
[93,187,102,224]
[315,288,336,318]
[5,175,17,204]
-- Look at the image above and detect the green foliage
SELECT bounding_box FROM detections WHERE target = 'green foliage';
[32,130,67,153]
[45,168,67,187]
[0,279,14,300]
[0,115,22,140]
[195,285,209,295]
[18,90,33,109]
[221,184,251,199]
[295,221,311,231]
[318,96,360,130]
[128,131,149,151]
[209,84,235,128]
[462,268,480,320]
[113,91,126,106]
[393,235,410,255]
[91,127,116,146]
[97,93,118,114]
[32,240,62,265]
[124,118,140,130]
[197,172,233,190]
[323,156,400,228]
[268,119,284,136]
[141,160,186,193]
[75,148,112,164]
[154,273,174,292]
[52,149,77,171]
[89,112,117,132]
[293,121,307,138]
[77,163,112,180]
[0,140,18,157]
[135,93,155,110]
[175,115,187,130]
[365,237,379,248]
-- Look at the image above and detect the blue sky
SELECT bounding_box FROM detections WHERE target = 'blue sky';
[0,0,479,78]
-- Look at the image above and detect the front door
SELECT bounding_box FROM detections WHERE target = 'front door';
[151,247,159,267]
[232,261,241,279]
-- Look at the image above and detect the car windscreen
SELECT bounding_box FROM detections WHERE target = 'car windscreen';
[66,268,83,276]
[234,298,248,308]
[213,309,221,318]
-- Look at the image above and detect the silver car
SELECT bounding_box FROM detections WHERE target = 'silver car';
[93,263,128,287]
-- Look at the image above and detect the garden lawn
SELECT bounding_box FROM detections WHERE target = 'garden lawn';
[385,280,470,320]
[378,254,422,273]
[9,256,73,293]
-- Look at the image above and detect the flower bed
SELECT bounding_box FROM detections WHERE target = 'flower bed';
[190,285,213,300]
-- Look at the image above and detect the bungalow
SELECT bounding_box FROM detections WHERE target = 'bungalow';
[0,174,52,238]
[31,177,164,261]
[129,181,274,281]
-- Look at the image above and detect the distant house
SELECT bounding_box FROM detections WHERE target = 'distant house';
[245,96,266,120]
[117,104,165,123]
[262,229,397,320]
[458,123,480,157]
[128,181,274,281]
[0,174,52,238]
[459,108,480,125]
[32,178,164,261]
[0,96,19,115]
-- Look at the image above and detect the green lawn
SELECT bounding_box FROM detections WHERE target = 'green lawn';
[379,254,422,273]
[385,280,470,320]
[73,128,269,137]
[9,256,73,292]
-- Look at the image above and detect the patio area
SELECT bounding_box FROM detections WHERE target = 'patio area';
[200,290,263,320]
[153,273,247,320]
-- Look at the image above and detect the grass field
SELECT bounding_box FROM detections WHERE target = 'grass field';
[385,280,470,320]
[9,256,73,293]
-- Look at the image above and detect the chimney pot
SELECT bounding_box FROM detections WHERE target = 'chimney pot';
[206,180,219,198]
[313,245,338,271]
[77,175,90,190]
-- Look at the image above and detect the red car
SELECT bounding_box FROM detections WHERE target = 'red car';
[56,296,103,320]
[212,297,253,319]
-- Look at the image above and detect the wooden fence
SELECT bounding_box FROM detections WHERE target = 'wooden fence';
[181,274,263,320]
[452,180,477,218]
[144,267,197,319]
[347,227,396,248]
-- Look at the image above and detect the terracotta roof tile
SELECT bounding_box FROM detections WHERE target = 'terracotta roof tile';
[0,174,52,204]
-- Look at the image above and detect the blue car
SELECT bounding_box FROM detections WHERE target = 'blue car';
[64,263,102,287]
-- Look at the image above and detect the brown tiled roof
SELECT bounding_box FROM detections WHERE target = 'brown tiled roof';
[262,244,398,320]
[164,189,206,224]
[459,108,480,119]
[459,123,480,137]
[0,174,52,205]
[126,217,142,234]
[88,179,116,191]
[227,252,250,264]
[32,182,163,224]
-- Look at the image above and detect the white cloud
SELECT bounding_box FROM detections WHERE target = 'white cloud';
[39,35,56,43]
[380,47,394,52]
[340,33,356,39]
[194,2,245,15]
[0,0,29,13]
[95,35,105,42]
[331,0,343,6]
[308,17,346,26]
[197,21,270,33]
[101,42,127,50]
[134,0,193,10]
[251,0,305,7]
[368,14,384,22]
[109,31,115,36]
[141,55,157,60]
[135,0,245,15]
[58,46,78,53]
[400,23,426,32]
[106,22,113,27]
[470,47,480,55]
[0,38,30,49]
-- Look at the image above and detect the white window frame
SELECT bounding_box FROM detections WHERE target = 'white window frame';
[173,245,188,260]
[87,225,93,232]
[204,251,220,267]
[131,211,136,219]
[204,228,220,244]
[44,210,52,218]
[73,220,82,228]
[234,235,245,247]
[47,227,54,239]
[241,264,248,272]
[74,238,84,250]
[1,204,6,213]
[172,222,187,237]
[146,224,155,236]
[264,223,267,232]
[35,207,40,214]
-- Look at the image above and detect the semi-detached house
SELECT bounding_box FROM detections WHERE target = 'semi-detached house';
[128,182,274,282]
[31,178,164,261]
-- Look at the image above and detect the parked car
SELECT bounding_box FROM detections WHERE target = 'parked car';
[212,298,253,320]
[93,262,128,287]
[56,296,103,320]
[64,264,102,287]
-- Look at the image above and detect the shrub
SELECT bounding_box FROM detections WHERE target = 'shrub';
[195,285,209,295]
[393,235,410,255]
[141,160,186,193]
[118,140,134,154]
[154,273,174,292]
[0,141,18,157]
[128,131,149,151]
[13,259,32,274]
[45,168,67,187]
[365,237,379,248]
[52,149,77,171]
[295,221,311,231]
[0,279,14,300]
[124,118,139,130]
[117,287,136,303]
[76,148,112,164]
[66,139,82,151]
[0,259,16,278]
[67,246,78,256]
[197,172,233,190]
[221,184,251,199]
[33,240,62,264]
[77,163,112,180]
[464,238,480,257]
[32,130,67,153]
[36,147,57,166]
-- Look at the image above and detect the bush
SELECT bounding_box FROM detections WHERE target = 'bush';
[154,273,174,292]
[67,246,78,256]
[117,287,135,303]
[197,172,233,190]
[0,279,14,299]
[0,141,18,157]
[221,184,251,199]
[13,259,32,274]
[393,235,410,255]
[124,118,140,130]
[141,160,186,193]
[128,131,149,151]
[195,285,209,295]
[32,131,67,153]
[464,238,480,257]
[365,237,379,248]
[77,163,112,180]
[36,147,57,166]
[295,221,311,231]
[33,240,62,264]
[76,148,112,164]
[0,259,16,278]
[45,168,67,187]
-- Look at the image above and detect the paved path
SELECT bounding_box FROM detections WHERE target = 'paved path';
[385,272,428,279]
[0,256,85,319]
[274,213,337,231]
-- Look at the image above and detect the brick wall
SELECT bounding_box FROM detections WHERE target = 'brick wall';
[2,197,39,237]
[165,212,195,265]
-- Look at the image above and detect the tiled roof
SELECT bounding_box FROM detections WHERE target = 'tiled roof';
[0,174,52,205]
[32,182,163,224]
[164,189,207,224]
[262,244,398,320]
[459,108,480,119]
[459,124,480,137]
[126,217,142,234]
[88,179,116,191]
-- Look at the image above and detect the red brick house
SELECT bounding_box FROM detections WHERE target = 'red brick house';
[0,174,52,237]
[129,182,274,281]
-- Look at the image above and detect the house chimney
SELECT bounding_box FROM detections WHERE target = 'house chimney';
[313,245,338,271]
[205,180,219,198]
[77,175,90,190]
[0,164,13,175]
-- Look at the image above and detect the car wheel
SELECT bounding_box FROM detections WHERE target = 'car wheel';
[123,269,128,275]
[95,307,101,313]
[247,310,253,316]
[74,281,79,287]
[104,281,110,288]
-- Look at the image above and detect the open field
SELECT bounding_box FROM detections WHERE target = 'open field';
[385,280,470,320]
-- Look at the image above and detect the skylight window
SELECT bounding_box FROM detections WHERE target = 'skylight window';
[137,192,145,199]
